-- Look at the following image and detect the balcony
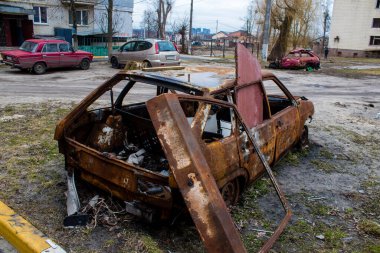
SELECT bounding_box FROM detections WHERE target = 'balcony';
[61,0,96,6]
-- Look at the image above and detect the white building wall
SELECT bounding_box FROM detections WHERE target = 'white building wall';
[0,0,95,36]
[329,0,380,52]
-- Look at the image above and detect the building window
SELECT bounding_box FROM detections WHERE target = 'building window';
[377,0,380,8]
[373,18,380,28]
[69,10,88,26]
[33,6,47,24]
[369,36,380,45]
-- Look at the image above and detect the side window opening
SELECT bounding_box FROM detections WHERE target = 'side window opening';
[262,79,292,115]
[136,41,152,51]
[124,42,136,52]
[43,44,58,53]
[59,44,69,52]
[202,104,233,143]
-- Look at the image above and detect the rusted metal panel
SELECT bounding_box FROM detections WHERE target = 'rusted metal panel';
[235,44,264,128]
[147,93,247,253]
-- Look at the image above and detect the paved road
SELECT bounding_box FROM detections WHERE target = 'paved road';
[0,60,379,106]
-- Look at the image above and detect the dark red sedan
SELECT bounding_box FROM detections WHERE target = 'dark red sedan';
[0,39,93,74]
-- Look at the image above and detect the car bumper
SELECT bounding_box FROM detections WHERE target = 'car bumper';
[3,60,22,69]
[150,60,181,67]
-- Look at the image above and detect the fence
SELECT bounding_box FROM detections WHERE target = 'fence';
[78,36,128,56]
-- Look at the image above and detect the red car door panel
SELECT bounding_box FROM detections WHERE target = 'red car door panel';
[42,43,60,68]
[59,43,78,67]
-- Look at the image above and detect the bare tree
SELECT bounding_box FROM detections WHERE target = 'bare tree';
[172,16,189,53]
[141,10,156,38]
[156,0,174,39]
[242,1,255,36]
[95,0,125,56]
[321,4,330,50]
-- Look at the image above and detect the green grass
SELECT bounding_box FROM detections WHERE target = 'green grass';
[358,220,380,237]
[324,228,347,248]
[311,159,336,172]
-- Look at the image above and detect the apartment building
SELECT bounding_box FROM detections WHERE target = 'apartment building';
[329,0,380,57]
[0,0,133,48]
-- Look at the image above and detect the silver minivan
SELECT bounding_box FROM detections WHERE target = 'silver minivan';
[110,39,180,68]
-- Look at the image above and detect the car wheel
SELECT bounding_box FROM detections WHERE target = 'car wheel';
[220,178,240,207]
[142,61,152,68]
[33,62,46,75]
[111,57,120,68]
[80,59,90,70]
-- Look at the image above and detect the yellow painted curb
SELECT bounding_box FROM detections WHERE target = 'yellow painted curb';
[0,201,66,253]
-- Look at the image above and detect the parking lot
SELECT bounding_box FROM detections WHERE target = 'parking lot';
[0,57,379,252]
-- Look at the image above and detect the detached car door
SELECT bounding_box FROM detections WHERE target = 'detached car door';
[146,93,247,253]
[41,43,60,68]
[59,43,78,67]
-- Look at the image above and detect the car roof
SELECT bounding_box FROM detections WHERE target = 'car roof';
[289,48,314,54]
[127,39,172,43]
[125,69,276,93]
[26,39,68,44]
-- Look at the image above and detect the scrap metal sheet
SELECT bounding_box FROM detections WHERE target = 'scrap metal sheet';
[235,44,264,128]
[147,94,246,253]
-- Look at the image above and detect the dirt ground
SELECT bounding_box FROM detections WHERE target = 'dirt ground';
[0,56,379,252]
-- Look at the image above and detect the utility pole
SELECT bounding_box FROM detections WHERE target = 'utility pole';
[322,9,329,54]
[216,19,218,34]
[188,0,193,54]
[261,0,272,61]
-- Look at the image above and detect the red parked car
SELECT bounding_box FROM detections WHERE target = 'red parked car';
[0,39,93,74]
[280,48,320,70]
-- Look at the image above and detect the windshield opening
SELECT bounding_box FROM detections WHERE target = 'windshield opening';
[19,41,38,52]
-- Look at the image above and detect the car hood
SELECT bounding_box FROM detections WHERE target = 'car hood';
[1,49,33,57]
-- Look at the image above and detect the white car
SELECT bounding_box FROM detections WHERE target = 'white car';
[110,39,180,68]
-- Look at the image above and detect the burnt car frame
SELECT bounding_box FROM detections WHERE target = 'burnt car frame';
[269,48,320,70]
[55,45,314,252]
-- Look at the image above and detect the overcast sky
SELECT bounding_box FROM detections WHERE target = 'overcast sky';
[132,0,251,32]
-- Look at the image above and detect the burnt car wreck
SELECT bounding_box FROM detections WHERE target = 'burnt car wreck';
[55,44,314,252]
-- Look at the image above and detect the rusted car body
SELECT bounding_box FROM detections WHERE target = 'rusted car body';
[281,48,320,69]
[55,44,314,252]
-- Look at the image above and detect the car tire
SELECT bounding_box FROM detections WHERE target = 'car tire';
[80,59,90,70]
[33,62,46,75]
[220,178,240,207]
[111,57,120,69]
[142,61,152,68]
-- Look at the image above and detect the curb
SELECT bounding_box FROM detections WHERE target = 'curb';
[93,56,108,59]
[0,201,66,253]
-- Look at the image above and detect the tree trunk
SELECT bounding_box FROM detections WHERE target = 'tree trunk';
[107,0,113,57]
[268,8,293,61]
[160,0,166,38]
[157,0,162,38]
[70,0,78,49]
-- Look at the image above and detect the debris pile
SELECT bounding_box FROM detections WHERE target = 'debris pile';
[81,195,133,228]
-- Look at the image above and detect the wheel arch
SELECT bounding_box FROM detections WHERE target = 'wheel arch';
[217,168,249,191]
[33,61,47,68]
